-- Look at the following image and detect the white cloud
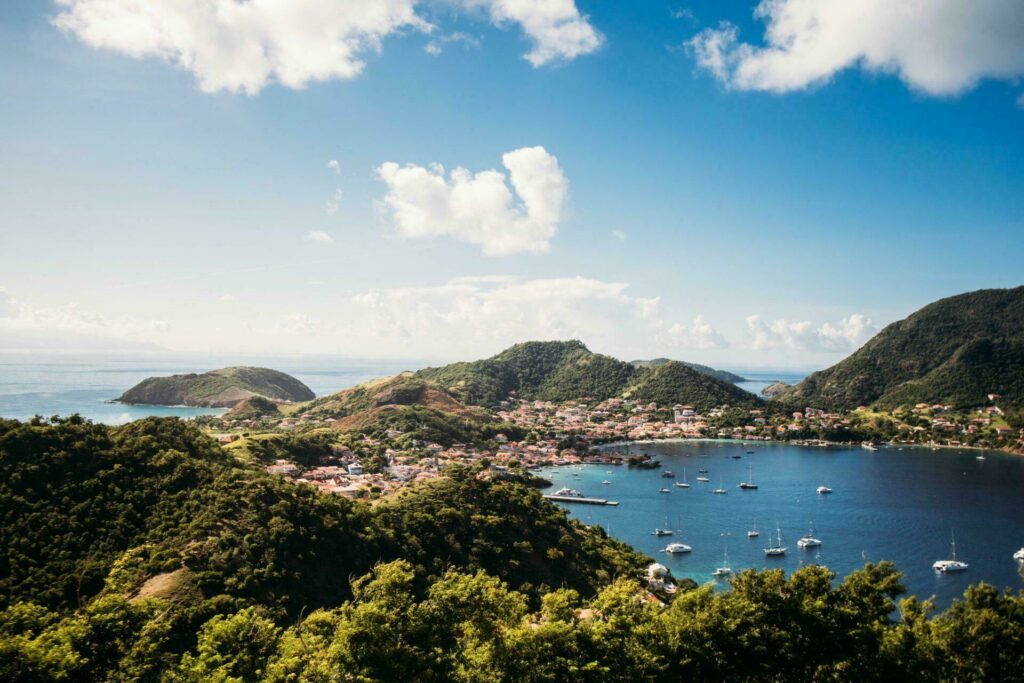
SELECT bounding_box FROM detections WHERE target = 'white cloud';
[347,276,659,351]
[472,0,603,66]
[611,229,626,241]
[376,145,567,256]
[746,313,877,352]
[53,0,600,94]
[689,0,1024,97]
[659,314,729,350]
[424,31,481,56]
[325,188,343,215]
[327,159,341,174]
[218,293,236,302]
[304,230,334,244]
[0,288,165,351]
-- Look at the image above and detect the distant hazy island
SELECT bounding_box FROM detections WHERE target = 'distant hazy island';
[117,366,314,407]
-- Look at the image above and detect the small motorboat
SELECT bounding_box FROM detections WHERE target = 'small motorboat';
[817,484,833,495]
[659,487,671,493]
[652,528,673,537]
[602,480,612,485]
[661,470,675,479]
[976,455,986,461]
[696,475,710,482]
[697,467,708,474]
[1014,548,1024,562]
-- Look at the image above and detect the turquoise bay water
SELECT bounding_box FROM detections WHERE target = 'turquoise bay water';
[539,440,1024,610]
[0,355,416,424]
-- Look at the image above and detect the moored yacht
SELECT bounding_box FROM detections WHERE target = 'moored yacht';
[797,519,822,549]
[747,524,759,539]
[738,465,758,490]
[1014,548,1024,561]
[659,486,670,493]
[713,477,727,494]
[602,479,612,485]
[817,483,833,495]
[661,470,675,478]
[712,547,733,578]
[764,524,787,557]
[665,542,692,554]
[652,528,673,537]
[696,475,710,482]
[933,531,968,573]
[554,487,583,497]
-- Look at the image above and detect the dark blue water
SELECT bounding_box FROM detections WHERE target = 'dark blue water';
[539,440,1024,610]
[0,355,417,424]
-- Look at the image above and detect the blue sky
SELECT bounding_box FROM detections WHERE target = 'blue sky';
[1,1,1022,367]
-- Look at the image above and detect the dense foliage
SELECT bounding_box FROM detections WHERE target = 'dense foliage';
[779,286,1024,410]
[4,416,1024,680]
[418,340,758,409]
[630,357,746,384]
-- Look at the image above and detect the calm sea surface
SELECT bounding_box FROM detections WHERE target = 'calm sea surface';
[0,355,417,424]
[538,440,1024,610]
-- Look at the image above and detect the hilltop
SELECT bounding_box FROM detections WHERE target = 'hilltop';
[777,286,1024,410]
[417,340,759,411]
[117,366,314,408]
[630,358,746,384]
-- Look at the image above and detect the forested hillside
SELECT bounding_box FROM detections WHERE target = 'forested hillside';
[778,287,1024,410]
[1,416,1023,680]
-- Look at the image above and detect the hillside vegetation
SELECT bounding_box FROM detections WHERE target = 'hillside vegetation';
[2,418,1023,680]
[417,341,759,410]
[778,287,1024,410]
[630,357,746,384]
[117,366,314,407]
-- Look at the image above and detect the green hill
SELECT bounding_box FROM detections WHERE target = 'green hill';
[630,358,746,384]
[417,340,759,410]
[118,366,314,407]
[777,286,1024,410]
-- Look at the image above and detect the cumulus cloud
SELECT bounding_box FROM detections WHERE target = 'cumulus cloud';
[688,0,1024,97]
[347,276,657,349]
[376,146,567,256]
[0,288,165,351]
[53,0,601,94]
[659,314,729,350]
[746,313,878,352]
[304,230,334,244]
[472,0,603,66]
[327,159,341,174]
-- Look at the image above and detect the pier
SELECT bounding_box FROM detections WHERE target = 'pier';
[544,495,620,506]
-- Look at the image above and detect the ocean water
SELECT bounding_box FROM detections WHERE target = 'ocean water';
[731,368,811,396]
[539,440,1024,611]
[0,355,417,424]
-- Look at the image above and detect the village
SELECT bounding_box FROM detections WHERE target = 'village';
[205,394,1024,503]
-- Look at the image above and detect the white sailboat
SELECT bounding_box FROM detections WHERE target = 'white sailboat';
[797,518,822,549]
[933,530,968,573]
[764,524,787,557]
[747,523,759,539]
[712,476,727,494]
[712,546,733,578]
[674,468,690,488]
[738,465,758,490]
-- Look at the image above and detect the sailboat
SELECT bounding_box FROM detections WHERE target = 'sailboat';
[747,523,759,539]
[764,524,787,557]
[797,518,822,549]
[674,468,690,488]
[712,546,733,578]
[739,465,758,490]
[933,530,968,573]
[712,476,727,494]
